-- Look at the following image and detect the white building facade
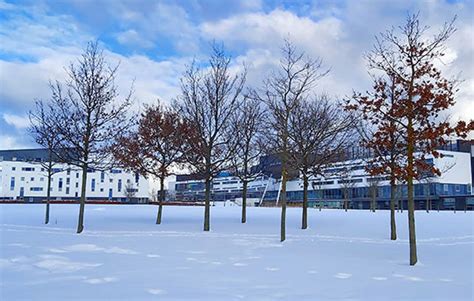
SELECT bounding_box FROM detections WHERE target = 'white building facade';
[0,149,149,203]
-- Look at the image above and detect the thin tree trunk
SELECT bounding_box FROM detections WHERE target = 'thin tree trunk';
[390,179,397,240]
[242,180,248,223]
[302,173,308,229]
[407,120,417,266]
[77,164,87,234]
[344,194,348,212]
[280,162,287,242]
[45,166,52,224]
[156,176,165,224]
[203,176,211,231]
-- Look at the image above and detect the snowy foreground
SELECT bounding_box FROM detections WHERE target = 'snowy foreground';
[1,204,473,301]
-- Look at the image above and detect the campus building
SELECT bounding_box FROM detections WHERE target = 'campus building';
[0,149,150,203]
[170,141,474,210]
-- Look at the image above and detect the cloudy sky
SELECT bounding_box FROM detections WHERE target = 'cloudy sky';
[0,0,473,150]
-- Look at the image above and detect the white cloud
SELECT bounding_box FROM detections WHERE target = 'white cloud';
[201,3,474,123]
[3,113,29,129]
[0,135,24,149]
[116,29,154,48]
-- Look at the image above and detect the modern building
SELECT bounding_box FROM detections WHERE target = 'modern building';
[0,149,150,203]
[170,142,474,210]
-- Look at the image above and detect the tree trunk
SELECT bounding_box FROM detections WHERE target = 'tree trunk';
[241,180,248,223]
[203,176,211,231]
[302,173,308,229]
[77,164,87,234]
[45,167,52,224]
[426,198,430,213]
[390,179,397,240]
[156,176,165,224]
[280,162,287,242]
[371,188,376,213]
[407,121,417,266]
[344,195,348,212]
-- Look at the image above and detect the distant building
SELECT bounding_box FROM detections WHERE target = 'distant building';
[0,149,149,203]
[170,141,474,210]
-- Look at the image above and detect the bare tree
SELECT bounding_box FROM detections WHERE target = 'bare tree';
[338,167,356,212]
[367,176,381,212]
[28,100,63,224]
[113,101,191,224]
[230,97,266,223]
[288,96,355,228]
[177,44,245,231]
[48,41,133,233]
[253,40,329,241]
[124,182,137,202]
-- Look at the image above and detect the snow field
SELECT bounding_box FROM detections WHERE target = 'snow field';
[1,204,473,300]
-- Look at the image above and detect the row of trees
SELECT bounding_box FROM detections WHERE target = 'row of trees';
[29,14,473,266]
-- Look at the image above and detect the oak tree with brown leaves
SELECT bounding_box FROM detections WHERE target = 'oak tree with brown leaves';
[113,102,192,224]
[345,14,473,265]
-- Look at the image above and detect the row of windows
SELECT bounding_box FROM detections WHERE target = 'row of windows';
[9,176,138,193]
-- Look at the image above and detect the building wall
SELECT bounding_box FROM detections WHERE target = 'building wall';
[171,151,473,209]
[0,161,149,202]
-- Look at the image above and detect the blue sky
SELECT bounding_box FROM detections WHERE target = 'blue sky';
[0,0,473,149]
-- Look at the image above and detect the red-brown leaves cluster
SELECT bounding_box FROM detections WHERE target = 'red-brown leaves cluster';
[112,102,195,179]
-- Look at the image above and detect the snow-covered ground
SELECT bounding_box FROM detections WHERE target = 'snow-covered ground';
[1,204,473,301]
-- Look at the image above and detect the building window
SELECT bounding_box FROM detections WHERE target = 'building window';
[12,167,16,171]
[75,182,79,188]
[41,168,45,172]
[110,178,113,183]
[30,177,34,181]
[111,169,122,174]
[135,173,139,184]
[91,179,96,192]
[76,172,79,178]
[118,179,122,192]
[101,171,105,183]
[66,178,70,185]
[40,177,44,182]
[22,167,35,171]
[10,177,15,190]
[100,188,104,192]
[30,187,43,192]
[58,178,63,192]
[66,187,70,195]
[67,168,71,175]
[20,177,25,181]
